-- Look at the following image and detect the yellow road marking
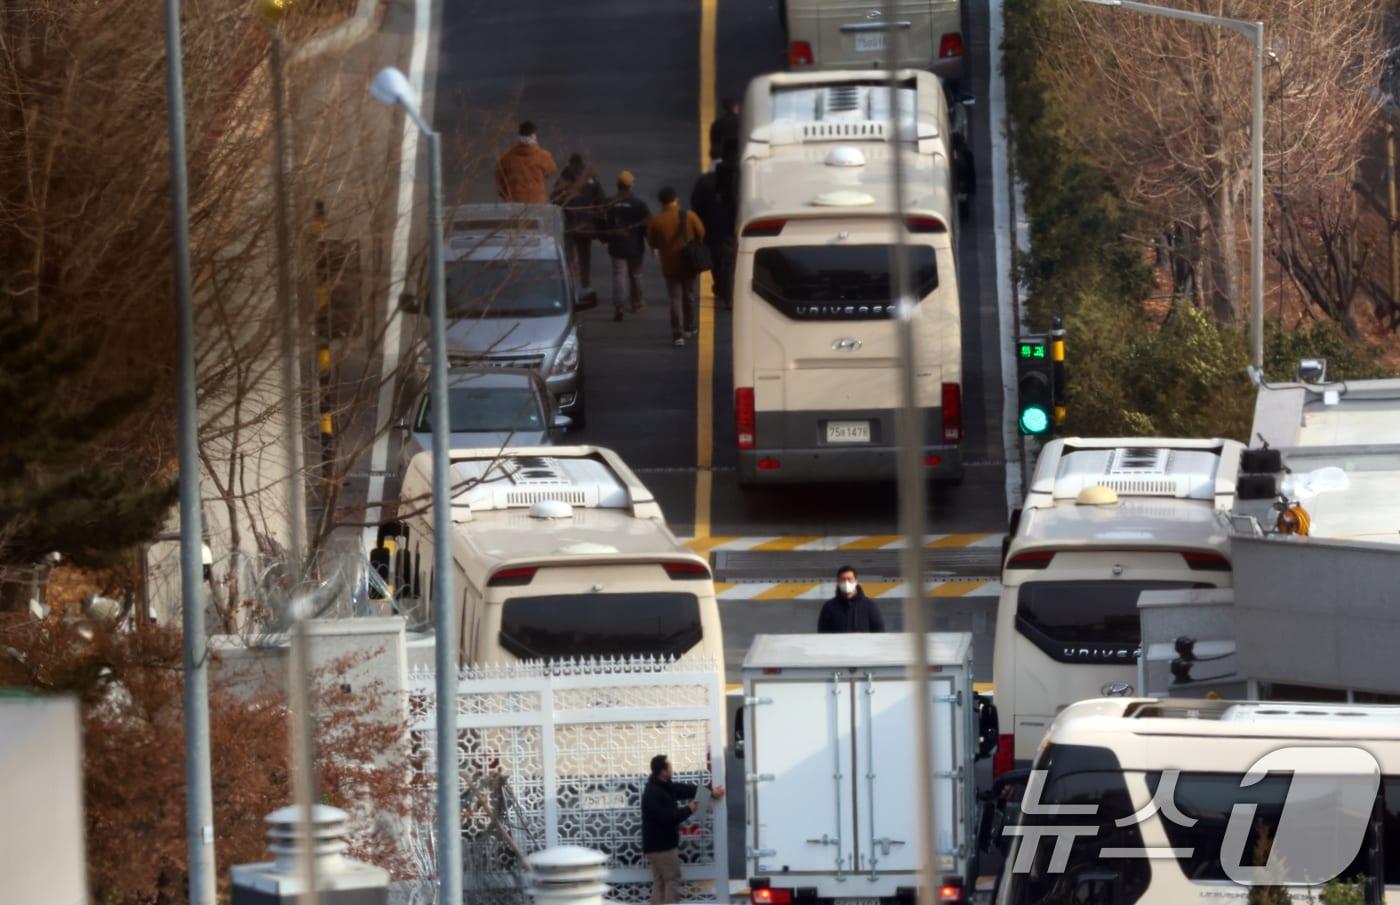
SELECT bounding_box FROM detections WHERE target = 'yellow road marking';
[715,581,736,594]
[974,682,995,693]
[754,581,820,600]
[838,534,901,550]
[926,532,993,548]
[860,581,901,597]
[927,580,989,598]
[692,0,719,540]
[751,535,823,552]
[726,683,742,693]
[685,535,738,554]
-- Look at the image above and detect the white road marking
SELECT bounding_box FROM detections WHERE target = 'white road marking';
[362,0,433,554]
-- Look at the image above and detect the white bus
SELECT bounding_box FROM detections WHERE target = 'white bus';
[734,70,964,485]
[995,697,1400,904]
[378,445,723,667]
[992,438,1245,774]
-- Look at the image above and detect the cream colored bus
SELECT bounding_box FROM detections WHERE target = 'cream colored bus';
[995,697,1400,905]
[380,445,723,667]
[992,439,1244,775]
[780,0,965,84]
[733,70,964,485]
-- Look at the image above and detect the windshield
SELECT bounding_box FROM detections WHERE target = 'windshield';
[446,258,568,318]
[1016,580,1209,665]
[752,244,938,320]
[499,592,702,659]
[414,385,544,434]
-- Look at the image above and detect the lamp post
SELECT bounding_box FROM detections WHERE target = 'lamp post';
[368,66,461,905]
[161,0,216,901]
[1081,0,1265,369]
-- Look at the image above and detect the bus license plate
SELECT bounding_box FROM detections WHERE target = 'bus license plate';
[837,899,880,905]
[827,421,872,443]
[855,33,886,53]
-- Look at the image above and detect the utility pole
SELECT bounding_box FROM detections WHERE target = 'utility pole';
[161,0,216,900]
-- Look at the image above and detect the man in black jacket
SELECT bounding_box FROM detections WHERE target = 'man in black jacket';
[606,170,651,321]
[641,754,725,904]
[817,565,886,633]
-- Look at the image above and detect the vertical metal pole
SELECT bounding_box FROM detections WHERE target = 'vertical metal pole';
[1387,124,1400,307]
[425,126,462,905]
[163,0,216,901]
[1251,22,1265,369]
[269,33,319,902]
[270,31,307,576]
[883,17,939,905]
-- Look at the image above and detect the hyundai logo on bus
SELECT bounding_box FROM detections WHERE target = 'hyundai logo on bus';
[832,336,863,352]
[1006,745,1380,887]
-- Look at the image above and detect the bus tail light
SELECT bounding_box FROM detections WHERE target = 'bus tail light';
[939,879,965,902]
[906,215,948,234]
[488,566,537,587]
[742,218,787,238]
[663,561,711,580]
[1005,550,1054,570]
[736,387,755,449]
[788,41,814,66]
[752,888,792,905]
[941,382,962,444]
[1183,551,1231,571]
[939,33,964,60]
[993,734,1015,777]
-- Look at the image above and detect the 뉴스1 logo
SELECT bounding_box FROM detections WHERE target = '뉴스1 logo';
[1006,745,1381,887]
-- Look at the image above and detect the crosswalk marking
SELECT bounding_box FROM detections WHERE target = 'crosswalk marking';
[715,579,1001,600]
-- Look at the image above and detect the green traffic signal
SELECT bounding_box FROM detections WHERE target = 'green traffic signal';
[1019,405,1051,436]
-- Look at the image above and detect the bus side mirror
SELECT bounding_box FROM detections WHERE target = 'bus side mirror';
[975,694,1000,761]
[733,706,745,759]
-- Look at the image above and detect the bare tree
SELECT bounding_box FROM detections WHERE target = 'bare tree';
[1053,0,1384,322]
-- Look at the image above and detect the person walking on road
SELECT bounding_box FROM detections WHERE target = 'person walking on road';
[645,187,705,346]
[605,170,651,320]
[709,96,740,163]
[817,565,886,633]
[641,754,725,905]
[553,152,607,290]
[690,140,738,309]
[495,121,558,204]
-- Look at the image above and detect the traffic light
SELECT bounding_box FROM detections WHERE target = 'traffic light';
[1016,336,1053,436]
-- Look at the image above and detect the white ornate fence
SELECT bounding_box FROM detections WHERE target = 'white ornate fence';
[406,657,729,905]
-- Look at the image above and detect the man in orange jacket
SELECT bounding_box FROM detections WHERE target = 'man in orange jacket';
[495,121,558,204]
[645,187,705,347]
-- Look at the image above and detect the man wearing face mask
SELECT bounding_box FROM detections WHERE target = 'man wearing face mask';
[817,565,886,633]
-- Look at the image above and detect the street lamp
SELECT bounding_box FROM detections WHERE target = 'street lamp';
[1080,0,1266,369]
[368,66,461,905]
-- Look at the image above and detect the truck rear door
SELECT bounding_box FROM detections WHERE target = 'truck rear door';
[854,673,964,876]
[750,676,856,875]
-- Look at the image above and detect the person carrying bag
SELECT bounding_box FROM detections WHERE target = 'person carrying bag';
[645,186,707,346]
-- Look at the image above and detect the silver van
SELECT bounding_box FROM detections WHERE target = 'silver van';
[402,203,597,426]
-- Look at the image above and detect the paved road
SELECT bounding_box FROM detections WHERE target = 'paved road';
[425,0,1010,887]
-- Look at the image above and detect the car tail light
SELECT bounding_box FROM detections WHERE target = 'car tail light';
[1183,551,1231,571]
[488,566,537,587]
[924,454,942,467]
[789,41,814,66]
[1006,550,1054,570]
[663,561,711,580]
[736,387,755,449]
[941,382,962,444]
[906,215,948,234]
[758,458,781,471]
[993,734,1015,777]
[752,888,793,905]
[742,218,787,238]
[939,880,965,902]
[939,32,964,59]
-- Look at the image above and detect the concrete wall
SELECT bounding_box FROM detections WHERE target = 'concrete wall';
[1232,535,1400,694]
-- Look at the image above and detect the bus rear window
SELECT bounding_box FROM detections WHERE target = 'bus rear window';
[1016,581,1208,665]
[752,244,937,320]
[500,592,702,660]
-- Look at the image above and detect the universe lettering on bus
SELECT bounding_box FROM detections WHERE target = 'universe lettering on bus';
[792,304,896,318]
